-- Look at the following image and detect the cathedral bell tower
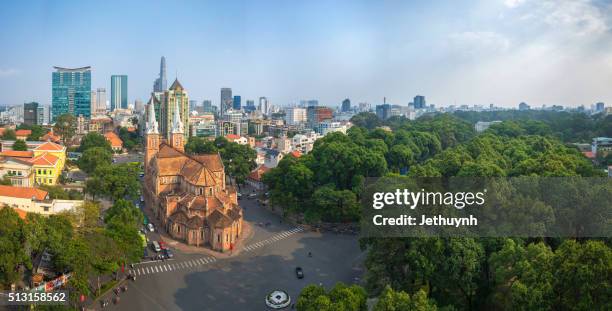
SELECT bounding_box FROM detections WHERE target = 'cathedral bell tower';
[170,100,185,152]
[145,95,160,173]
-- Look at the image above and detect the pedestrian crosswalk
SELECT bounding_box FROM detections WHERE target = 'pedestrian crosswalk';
[243,227,304,252]
[131,256,217,277]
[130,227,304,277]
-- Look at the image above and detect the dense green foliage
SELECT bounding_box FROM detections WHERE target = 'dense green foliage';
[38,184,83,200]
[0,200,143,306]
[296,283,367,311]
[53,114,76,144]
[453,110,612,142]
[117,126,141,151]
[12,139,27,151]
[264,114,475,222]
[78,147,112,174]
[1,128,16,140]
[85,163,140,201]
[185,136,257,184]
[78,132,112,153]
[293,111,610,310]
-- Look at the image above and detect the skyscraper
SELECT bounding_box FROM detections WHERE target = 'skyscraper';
[159,79,190,140]
[220,88,232,116]
[413,95,426,109]
[153,56,167,92]
[258,97,269,115]
[203,100,213,113]
[52,66,91,121]
[233,95,241,110]
[341,98,351,112]
[595,102,605,113]
[23,102,39,126]
[111,75,128,111]
[189,100,198,112]
[90,90,97,115]
[96,88,107,113]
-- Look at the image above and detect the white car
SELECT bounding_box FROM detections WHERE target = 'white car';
[147,223,154,232]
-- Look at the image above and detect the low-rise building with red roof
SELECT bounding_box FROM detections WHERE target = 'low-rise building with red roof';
[246,165,271,190]
[15,129,32,140]
[0,185,83,217]
[104,132,123,151]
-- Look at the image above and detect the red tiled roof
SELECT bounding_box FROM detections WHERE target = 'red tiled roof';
[0,150,34,158]
[0,128,5,136]
[0,185,48,200]
[290,150,302,158]
[104,132,123,148]
[248,165,270,182]
[42,132,61,142]
[225,134,240,140]
[583,151,595,159]
[15,129,32,136]
[28,153,59,166]
[35,141,64,151]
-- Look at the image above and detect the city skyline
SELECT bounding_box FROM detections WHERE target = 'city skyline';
[1,0,612,108]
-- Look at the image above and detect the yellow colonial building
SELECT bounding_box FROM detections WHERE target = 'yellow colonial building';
[0,141,66,186]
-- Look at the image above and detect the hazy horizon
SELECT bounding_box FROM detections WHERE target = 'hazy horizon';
[1,0,611,109]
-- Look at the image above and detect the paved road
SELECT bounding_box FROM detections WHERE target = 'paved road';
[100,186,364,311]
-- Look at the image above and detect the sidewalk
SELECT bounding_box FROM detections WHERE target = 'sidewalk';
[141,202,255,259]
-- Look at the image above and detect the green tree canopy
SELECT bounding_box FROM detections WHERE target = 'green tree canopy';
[78,146,112,174]
[12,139,27,151]
[78,132,112,153]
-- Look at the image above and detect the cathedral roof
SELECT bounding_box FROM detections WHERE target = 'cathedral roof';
[192,154,224,172]
[187,216,205,228]
[207,210,233,228]
[169,210,189,224]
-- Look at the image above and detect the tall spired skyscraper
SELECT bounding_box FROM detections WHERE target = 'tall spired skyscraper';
[153,56,167,92]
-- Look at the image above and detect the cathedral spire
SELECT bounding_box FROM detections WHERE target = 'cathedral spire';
[146,95,159,134]
[171,100,184,134]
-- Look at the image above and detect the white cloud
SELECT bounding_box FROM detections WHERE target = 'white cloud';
[514,0,609,37]
[504,0,526,9]
[0,68,19,77]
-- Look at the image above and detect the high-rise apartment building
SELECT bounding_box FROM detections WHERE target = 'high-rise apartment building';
[153,56,167,92]
[36,106,46,125]
[111,75,128,111]
[96,88,107,113]
[596,102,605,113]
[203,100,213,113]
[376,104,391,120]
[23,102,39,126]
[341,98,351,112]
[285,107,307,125]
[258,97,269,115]
[220,88,232,116]
[52,66,91,121]
[158,79,190,140]
[189,100,198,112]
[413,95,426,109]
[233,95,241,110]
[307,106,333,128]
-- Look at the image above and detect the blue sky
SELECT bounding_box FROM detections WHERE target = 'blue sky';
[1,0,611,108]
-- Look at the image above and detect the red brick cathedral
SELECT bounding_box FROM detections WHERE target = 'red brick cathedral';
[143,90,242,252]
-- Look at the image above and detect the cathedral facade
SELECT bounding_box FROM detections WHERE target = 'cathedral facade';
[143,84,243,252]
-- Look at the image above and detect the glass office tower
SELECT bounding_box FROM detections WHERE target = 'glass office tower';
[52,66,91,121]
[111,75,128,111]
